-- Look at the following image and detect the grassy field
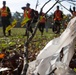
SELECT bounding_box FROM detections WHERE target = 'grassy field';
[0,27,58,42]
[0,27,61,61]
[0,27,60,49]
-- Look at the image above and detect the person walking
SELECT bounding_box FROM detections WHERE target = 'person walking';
[0,1,12,36]
[53,6,63,34]
[22,3,34,36]
[38,12,46,36]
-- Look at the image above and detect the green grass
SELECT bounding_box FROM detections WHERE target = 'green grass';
[0,27,25,37]
[0,27,59,55]
[0,27,58,40]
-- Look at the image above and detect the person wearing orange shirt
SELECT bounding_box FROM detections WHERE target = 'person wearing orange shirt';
[22,3,34,36]
[0,1,12,36]
[53,6,63,34]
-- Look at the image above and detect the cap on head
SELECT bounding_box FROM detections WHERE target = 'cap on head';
[26,3,30,7]
[21,7,26,10]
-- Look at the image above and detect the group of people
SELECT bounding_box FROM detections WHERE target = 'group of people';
[22,3,46,36]
[0,1,46,37]
[0,1,76,37]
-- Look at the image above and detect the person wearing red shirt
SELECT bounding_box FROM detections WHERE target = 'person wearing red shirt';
[53,6,63,34]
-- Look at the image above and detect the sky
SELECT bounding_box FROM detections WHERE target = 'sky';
[0,0,75,15]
